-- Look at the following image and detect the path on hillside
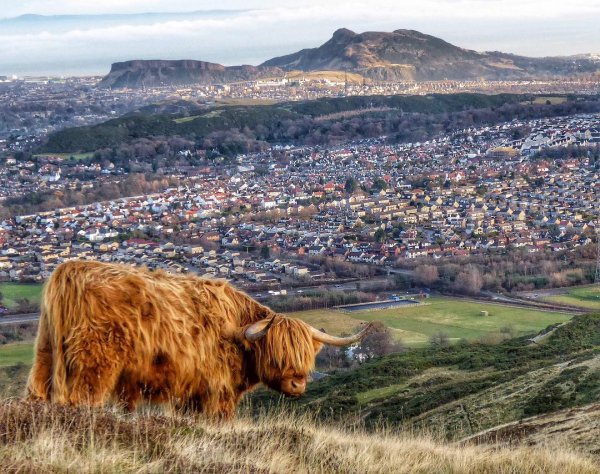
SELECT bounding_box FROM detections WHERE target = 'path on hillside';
[0,313,39,326]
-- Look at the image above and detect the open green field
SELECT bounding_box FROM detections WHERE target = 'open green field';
[531,96,568,105]
[0,283,43,311]
[290,309,367,334]
[33,152,94,161]
[291,297,573,347]
[543,286,600,310]
[0,296,573,371]
[0,343,34,367]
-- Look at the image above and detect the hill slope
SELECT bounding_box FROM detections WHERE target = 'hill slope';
[0,400,598,473]
[251,314,600,439]
[98,59,283,89]
[262,28,600,81]
[98,28,600,88]
[1,317,599,471]
[41,93,600,154]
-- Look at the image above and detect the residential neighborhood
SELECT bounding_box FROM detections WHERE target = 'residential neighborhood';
[1,112,598,288]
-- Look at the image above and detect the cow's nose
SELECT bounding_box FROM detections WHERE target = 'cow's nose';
[291,380,300,389]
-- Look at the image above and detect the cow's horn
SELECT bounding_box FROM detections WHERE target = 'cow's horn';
[310,322,374,346]
[245,315,278,342]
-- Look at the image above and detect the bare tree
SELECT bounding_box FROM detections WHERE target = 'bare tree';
[452,265,483,295]
[429,331,450,349]
[415,264,439,286]
[354,321,404,361]
[316,344,351,370]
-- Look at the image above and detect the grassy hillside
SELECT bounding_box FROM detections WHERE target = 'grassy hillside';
[1,311,598,447]
[251,313,600,438]
[0,400,598,473]
[543,285,600,310]
[0,282,42,311]
[0,315,599,471]
[42,93,600,154]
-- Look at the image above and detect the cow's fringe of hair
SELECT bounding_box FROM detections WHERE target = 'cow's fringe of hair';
[256,318,321,376]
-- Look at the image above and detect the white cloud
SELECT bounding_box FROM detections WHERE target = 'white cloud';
[0,1,598,75]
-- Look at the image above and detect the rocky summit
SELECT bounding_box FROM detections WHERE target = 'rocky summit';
[98,59,283,89]
[262,28,600,81]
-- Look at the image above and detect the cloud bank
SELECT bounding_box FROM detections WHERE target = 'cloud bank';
[1,1,599,76]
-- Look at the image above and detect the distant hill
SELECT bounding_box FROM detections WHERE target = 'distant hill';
[98,60,283,89]
[98,28,600,88]
[41,93,600,155]
[262,28,600,81]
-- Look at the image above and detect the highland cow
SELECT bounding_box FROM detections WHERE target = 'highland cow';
[26,261,371,418]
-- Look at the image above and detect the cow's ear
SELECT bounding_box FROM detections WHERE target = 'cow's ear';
[221,323,254,351]
[222,316,277,346]
[244,315,277,342]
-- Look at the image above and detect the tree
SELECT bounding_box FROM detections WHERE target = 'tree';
[316,343,351,370]
[429,331,450,349]
[344,177,359,194]
[260,245,270,259]
[354,321,403,362]
[371,177,387,192]
[414,264,439,286]
[374,228,386,243]
[452,265,483,295]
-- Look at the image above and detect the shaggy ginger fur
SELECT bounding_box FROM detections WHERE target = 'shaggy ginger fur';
[26,261,323,418]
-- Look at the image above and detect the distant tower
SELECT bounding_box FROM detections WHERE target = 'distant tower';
[595,227,600,284]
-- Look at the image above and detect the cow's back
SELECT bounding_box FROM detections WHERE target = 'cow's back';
[33,261,241,407]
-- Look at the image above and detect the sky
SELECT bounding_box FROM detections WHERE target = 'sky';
[0,0,599,76]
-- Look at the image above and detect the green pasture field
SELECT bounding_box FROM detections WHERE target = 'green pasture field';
[0,343,34,367]
[33,152,94,161]
[531,96,568,105]
[290,309,367,335]
[543,285,600,310]
[0,283,43,311]
[0,296,572,373]
[291,296,573,347]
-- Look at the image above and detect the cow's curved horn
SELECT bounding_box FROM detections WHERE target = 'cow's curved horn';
[310,322,374,346]
[244,315,278,342]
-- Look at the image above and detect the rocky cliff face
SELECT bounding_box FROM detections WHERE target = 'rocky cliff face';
[98,59,282,89]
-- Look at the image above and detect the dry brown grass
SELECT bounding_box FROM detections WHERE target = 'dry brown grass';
[0,399,598,473]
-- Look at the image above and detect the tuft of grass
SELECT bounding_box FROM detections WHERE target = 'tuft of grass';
[0,399,597,473]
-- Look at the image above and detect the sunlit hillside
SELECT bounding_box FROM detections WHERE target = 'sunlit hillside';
[0,400,598,474]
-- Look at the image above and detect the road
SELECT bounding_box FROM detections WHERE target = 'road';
[0,313,39,326]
